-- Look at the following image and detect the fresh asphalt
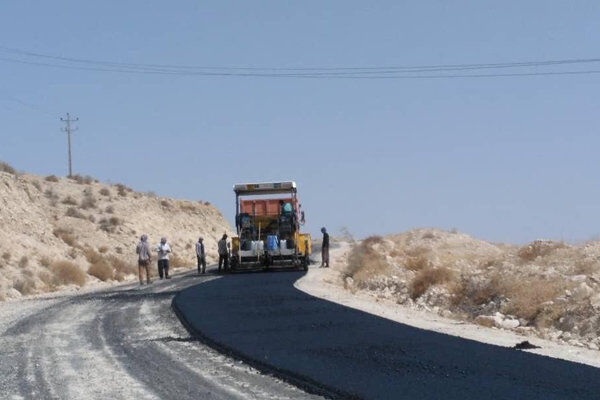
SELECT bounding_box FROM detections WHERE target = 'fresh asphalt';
[174,269,600,400]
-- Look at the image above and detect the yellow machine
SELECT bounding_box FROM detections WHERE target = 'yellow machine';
[230,181,311,271]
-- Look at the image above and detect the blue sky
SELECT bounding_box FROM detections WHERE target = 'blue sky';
[1,1,600,243]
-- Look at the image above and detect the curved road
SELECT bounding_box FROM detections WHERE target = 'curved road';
[175,270,600,400]
[0,270,319,400]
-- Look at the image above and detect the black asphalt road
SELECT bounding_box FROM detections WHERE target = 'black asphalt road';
[0,269,319,400]
[174,270,600,400]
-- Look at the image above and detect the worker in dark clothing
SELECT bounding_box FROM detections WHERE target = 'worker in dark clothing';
[196,237,206,274]
[320,227,330,268]
[218,234,229,273]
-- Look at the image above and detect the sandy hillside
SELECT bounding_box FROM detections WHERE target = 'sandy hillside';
[319,229,600,351]
[0,166,233,300]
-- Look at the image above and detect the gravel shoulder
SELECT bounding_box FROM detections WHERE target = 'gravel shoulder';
[0,266,318,400]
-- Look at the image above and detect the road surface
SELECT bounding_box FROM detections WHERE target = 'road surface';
[0,269,319,400]
[175,269,600,400]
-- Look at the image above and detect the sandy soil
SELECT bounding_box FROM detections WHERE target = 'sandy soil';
[295,241,600,369]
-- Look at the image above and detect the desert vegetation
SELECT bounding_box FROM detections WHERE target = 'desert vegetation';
[0,161,16,175]
[340,229,600,350]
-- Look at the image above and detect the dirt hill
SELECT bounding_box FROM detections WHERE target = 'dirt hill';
[0,166,233,300]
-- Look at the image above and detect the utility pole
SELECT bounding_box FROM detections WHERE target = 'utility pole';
[60,113,78,177]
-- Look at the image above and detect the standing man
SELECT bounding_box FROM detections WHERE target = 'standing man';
[218,233,229,273]
[155,237,172,279]
[320,227,330,268]
[136,234,152,285]
[196,237,206,275]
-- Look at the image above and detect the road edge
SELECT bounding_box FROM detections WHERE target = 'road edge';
[171,287,356,400]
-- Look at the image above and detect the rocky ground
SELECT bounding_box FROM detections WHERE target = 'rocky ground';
[318,229,600,352]
[0,166,233,301]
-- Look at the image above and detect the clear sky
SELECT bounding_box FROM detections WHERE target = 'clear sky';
[1,1,599,243]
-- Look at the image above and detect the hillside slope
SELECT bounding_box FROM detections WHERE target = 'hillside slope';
[0,170,233,300]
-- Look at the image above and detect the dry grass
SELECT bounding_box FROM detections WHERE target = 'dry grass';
[39,255,52,268]
[105,205,114,214]
[13,276,36,295]
[88,260,114,281]
[98,217,121,233]
[50,260,86,286]
[170,255,188,269]
[66,207,87,219]
[83,248,104,264]
[31,180,42,191]
[106,255,136,276]
[2,252,10,262]
[18,256,29,268]
[99,187,110,196]
[409,266,454,299]
[345,236,390,286]
[61,196,78,206]
[179,202,197,212]
[160,199,172,209]
[68,174,93,185]
[0,161,16,175]
[501,276,567,322]
[80,193,97,209]
[405,256,429,271]
[52,227,77,247]
[115,183,129,197]
[98,246,109,254]
[517,240,567,262]
[44,175,59,182]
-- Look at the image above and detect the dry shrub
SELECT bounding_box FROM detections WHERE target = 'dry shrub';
[517,240,566,262]
[204,201,211,206]
[170,255,187,269]
[66,207,86,219]
[345,237,389,285]
[44,188,58,199]
[0,161,16,175]
[421,231,436,239]
[98,246,109,254]
[115,246,123,254]
[39,255,52,268]
[107,255,136,276]
[53,227,77,247]
[45,175,59,182]
[37,269,55,287]
[18,256,29,268]
[405,246,430,258]
[99,187,110,196]
[185,243,192,250]
[105,205,114,214]
[69,174,93,185]
[98,217,121,233]
[83,248,104,264]
[409,266,454,300]
[573,258,599,275]
[405,256,429,271]
[88,260,114,281]
[61,196,78,205]
[2,252,10,262]
[450,274,504,307]
[50,260,86,286]
[32,180,42,191]
[160,199,171,209]
[179,202,197,212]
[80,193,97,209]
[115,183,129,197]
[88,215,96,223]
[13,277,36,295]
[501,276,566,322]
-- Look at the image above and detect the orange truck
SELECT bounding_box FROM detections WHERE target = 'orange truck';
[231,181,311,270]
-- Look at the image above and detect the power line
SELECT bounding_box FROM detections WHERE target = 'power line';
[60,113,78,177]
[1,45,600,79]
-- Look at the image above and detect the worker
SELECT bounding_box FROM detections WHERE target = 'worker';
[135,234,152,285]
[196,237,206,275]
[218,233,229,273]
[320,227,330,268]
[155,237,172,279]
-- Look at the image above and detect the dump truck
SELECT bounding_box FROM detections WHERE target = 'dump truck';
[230,181,311,271]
